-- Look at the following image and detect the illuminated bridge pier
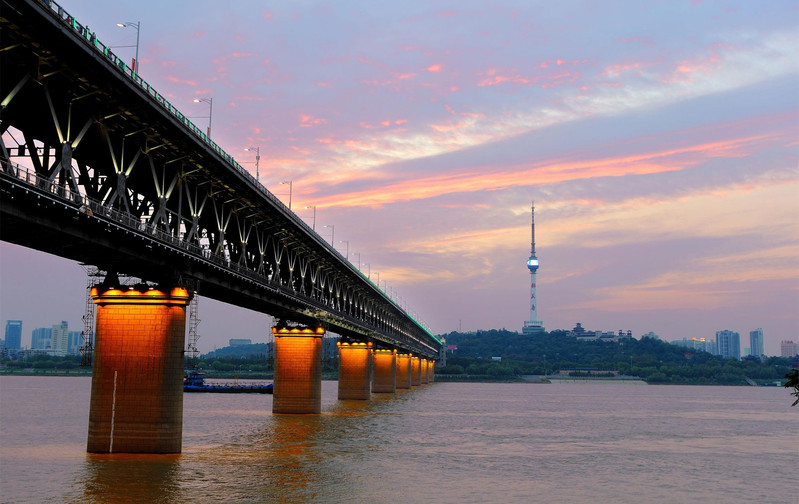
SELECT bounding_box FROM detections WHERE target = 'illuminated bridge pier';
[273,326,325,414]
[87,281,191,454]
[337,341,373,400]
[411,356,422,386]
[371,349,397,393]
[396,354,413,389]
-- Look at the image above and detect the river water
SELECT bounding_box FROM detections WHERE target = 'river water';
[0,376,795,503]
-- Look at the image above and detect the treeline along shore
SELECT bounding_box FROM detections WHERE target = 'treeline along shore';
[1,330,794,385]
[438,329,793,385]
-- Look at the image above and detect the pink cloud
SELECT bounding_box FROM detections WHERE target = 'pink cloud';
[308,115,794,209]
[430,122,470,132]
[300,114,327,127]
[166,76,197,86]
[427,64,442,72]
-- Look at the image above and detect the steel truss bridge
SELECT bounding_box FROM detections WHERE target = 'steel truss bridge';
[0,0,441,359]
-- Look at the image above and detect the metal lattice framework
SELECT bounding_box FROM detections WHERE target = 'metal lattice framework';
[0,0,440,358]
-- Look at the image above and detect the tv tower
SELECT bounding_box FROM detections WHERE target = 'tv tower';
[522,202,544,335]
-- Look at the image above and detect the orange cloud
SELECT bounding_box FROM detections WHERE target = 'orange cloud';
[427,64,442,72]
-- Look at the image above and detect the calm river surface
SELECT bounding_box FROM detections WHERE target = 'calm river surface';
[0,376,795,503]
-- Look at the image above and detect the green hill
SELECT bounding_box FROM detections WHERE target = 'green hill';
[438,329,790,385]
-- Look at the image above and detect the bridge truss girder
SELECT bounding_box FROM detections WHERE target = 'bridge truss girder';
[0,0,439,358]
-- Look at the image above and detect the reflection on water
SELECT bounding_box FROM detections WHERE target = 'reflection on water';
[75,454,181,504]
[1,378,796,504]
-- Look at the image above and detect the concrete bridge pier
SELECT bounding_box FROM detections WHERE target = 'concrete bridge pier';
[87,283,191,454]
[411,356,422,387]
[371,349,397,393]
[396,353,412,389]
[421,359,430,384]
[273,326,325,414]
[428,361,435,383]
[337,341,373,400]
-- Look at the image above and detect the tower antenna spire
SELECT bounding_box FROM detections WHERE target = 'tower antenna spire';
[531,201,536,256]
[523,201,544,335]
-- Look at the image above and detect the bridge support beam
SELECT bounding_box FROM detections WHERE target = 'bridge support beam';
[273,326,325,414]
[87,284,191,454]
[337,341,373,400]
[396,353,412,389]
[371,349,396,393]
[411,356,422,387]
[428,360,435,382]
[421,359,430,384]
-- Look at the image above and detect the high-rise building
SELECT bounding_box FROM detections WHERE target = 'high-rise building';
[4,320,22,350]
[522,203,545,335]
[781,340,798,357]
[716,330,740,360]
[749,328,764,357]
[31,327,53,349]
[68,331,83,355]
[51,321,69,356]
[671,337,712,353]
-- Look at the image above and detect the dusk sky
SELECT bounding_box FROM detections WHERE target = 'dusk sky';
[1,0,797,355]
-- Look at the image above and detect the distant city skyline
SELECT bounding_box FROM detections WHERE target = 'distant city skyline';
[1,0,797,355]
[0,310,790,357]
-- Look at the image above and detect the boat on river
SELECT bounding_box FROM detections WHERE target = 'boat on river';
[183,370,273,394]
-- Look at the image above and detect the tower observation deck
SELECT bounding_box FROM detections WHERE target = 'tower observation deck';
[522,203,545,335]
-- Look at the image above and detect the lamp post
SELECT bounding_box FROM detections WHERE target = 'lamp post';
[323,224,334,245]
[364,263,370,279]
[304,205,316,230]
[193,97,213,137]
[281,180,292,209]
[244,146,260,182]
[115,21,140,71]
[339,240,349,259]
[352,252,361,270]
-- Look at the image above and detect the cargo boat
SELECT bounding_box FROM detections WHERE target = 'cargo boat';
[183,370,273,394]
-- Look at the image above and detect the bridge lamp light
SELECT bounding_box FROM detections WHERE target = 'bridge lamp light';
[303,205,316,230]
[244,146,260,182]
[323,224,334,245]
[193,97,213,137]
[280,180,292,209]
[339,240,349,259]
[116,21,141,72]
[352,252,361,270]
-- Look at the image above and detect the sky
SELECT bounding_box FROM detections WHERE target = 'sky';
[1,0,798,355]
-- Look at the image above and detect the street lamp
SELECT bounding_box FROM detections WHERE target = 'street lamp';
[303,205,316,230]
[116,21,141,72]
[281,180,292,209]
[352,252,361,270]
[339,240,349,259]
[244,146,260,182]
[193,97,213,137]
[364,263,370,279]
[323,224,334,245]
